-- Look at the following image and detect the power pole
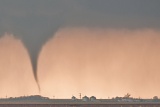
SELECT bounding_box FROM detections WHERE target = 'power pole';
[79,93,81,99]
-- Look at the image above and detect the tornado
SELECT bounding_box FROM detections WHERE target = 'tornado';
[23,38,50,92]
[0,11,64,92]
[21,23,62,92]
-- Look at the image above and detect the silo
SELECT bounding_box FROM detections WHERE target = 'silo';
[72,96,76,101]
[90,96,96,101]
[82,96,89,102]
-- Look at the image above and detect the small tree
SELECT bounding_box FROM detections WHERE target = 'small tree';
[153,96,158,99]
[153,96,158,102]
[124,93,131,98]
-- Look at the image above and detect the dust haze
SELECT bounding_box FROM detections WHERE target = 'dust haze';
[38,28,160,98]
[0,0,160,96]
[0,34,38,97]
[0,28,160,98]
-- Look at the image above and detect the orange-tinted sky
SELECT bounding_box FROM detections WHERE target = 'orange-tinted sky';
[0,0,160,99]
[38,28,160,99]
[0,33,38,98]
[1,28,160,99]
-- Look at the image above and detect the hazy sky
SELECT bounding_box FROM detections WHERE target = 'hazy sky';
[0,0,160,98]
[38,28,160,98]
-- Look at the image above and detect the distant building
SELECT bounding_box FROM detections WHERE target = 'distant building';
[90,96,96,101]
[82,96,89,102]
[71,96,76,101]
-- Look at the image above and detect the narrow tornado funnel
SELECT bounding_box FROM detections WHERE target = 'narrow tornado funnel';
[29,47,41,92]
[22,23,62,93]
[22,38,42,92]
[0,0,64,90]
[23,37,49,93]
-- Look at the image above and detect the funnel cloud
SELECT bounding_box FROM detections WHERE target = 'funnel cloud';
[0,34,38,97]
